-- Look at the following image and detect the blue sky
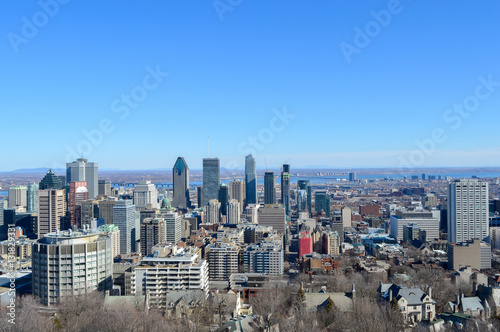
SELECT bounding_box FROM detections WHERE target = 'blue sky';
[1,0,500,171]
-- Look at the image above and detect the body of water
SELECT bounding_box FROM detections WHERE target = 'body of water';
[111,171,500,189]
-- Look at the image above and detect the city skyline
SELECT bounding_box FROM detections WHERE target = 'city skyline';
[2,1,500,171]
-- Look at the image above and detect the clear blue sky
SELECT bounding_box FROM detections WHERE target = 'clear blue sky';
[1,0,500,171]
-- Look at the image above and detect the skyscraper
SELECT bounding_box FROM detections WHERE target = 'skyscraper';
[197,186,203,208]
[297,179,311,215]
[98,180,112,196]
[315,191,330,218]
[39,169,63,190]
[163,212,181,244]
[140,218,165,256]
[349,172,357,182]
[8,186,27,210]
[113,200,136,255]
[37,189,66,238]
[27,182,39,213]
[205,199,221,224]
[229,180,245,212]
[448,179,489,244]
[133,181,159,210]
[281,164,291,216]
[172,157,190,209]
[219,184,229,216]
[68,181,89,227]
[264,171,276,205]
[66,158,98,199]
[245,154,257,206]
[227,199,241,224]
[203,158,220,204]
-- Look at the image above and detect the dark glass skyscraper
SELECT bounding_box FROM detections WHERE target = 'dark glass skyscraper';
[172,157,190,209]
[281,164,290,216]
[297,179,311,215]
[245,154,257,206]
[315,190,330,218]
[218,184,229,216]
[39,169,63,190]
[264,171,276,205]
[203,158,220,204]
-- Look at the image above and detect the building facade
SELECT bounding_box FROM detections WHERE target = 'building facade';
[172,157,190,209]
[113,200,136,255]
[66,158,98,199]
[245,155,257,206]
[203,158,220,204]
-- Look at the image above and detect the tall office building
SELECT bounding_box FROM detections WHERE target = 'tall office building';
[264,171,276,205]
[203,158,220,204]
[0,199,5,240]
[81,200,99,226]
[297,190,307,213]
[37,189,66,238]
[297,179,312,214]
[8,186,27,210]
[219,184,229,216]
[98,180,112,197]
[113,200,136,255]
[39,169,63,190]
[205,199,221,224]
[66,158,98,199]
[315,191,330,218]
[172,157,190,209]
[27,182,39,213]
[133,181,159,210]
[140,218,166,256]
[163,212,182,244]
[349,172,357,182]
[281,164,291,216]
[245,154,257,206]
[32,230,113,306]
[227,199,241,224]
[229,180,245,211]
[68,181,89,227]
[258,205,286,234]
[197,186,203,208]
[448,179,489,244]
[98,199,117,224]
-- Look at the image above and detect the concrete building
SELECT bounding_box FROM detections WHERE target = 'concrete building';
[8,185,27,210]
[66,158,98,199]
[98,199,116,224]
[258,205,286,234]
[163,212,181,245]
[206,243,239,281]
[140,218,165,256]
[390,209,440,242]
[243,242,284,275]
[113,200,136,255]
[229,180,245,212]
[448,179,489,244]
[133,181,159,210]
[205,199,221,224]
[448,239,491,270]
[131,246,208,308]
[98,180,112,197]
[172,157,190,209]
[37,189,66,238]
[246,204,259,224]
[32,229,113,306]
[81,200,99,227]
[245,155,257,206]
[98,224,120,258]
[227,199,241,224]
[490,227,500,250]
[322,230,341,256]
[203,158,220,204]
